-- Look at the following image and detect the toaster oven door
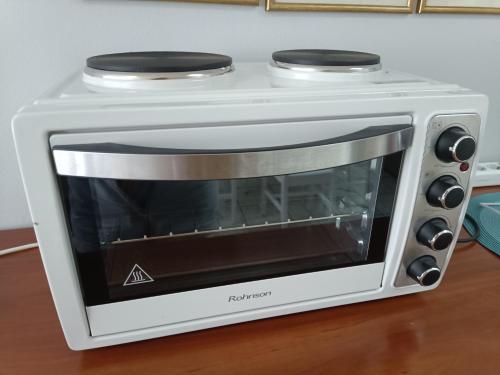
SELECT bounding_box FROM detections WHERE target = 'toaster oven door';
[51,118,411,330]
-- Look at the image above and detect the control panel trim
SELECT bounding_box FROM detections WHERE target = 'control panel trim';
[394,113,480,287]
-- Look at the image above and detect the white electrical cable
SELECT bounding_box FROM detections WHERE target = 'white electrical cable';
[0,242,38,256]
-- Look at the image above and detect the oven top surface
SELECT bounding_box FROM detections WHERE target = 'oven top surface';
[31,62,464,109]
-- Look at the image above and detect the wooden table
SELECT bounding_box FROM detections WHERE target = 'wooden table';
[1,188,500,375]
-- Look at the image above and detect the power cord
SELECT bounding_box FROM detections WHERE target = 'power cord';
[0,242,38,257]
[457,213,480,244]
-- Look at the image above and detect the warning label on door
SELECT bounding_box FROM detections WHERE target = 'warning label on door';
[123,264,154,286]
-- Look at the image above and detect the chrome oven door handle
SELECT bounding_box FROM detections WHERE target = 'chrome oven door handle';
[52,124,413,180]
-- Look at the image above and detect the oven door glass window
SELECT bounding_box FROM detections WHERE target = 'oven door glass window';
[53,123,412,306]
[58,152,403,306]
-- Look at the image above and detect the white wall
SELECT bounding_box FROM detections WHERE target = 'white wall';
[1,0,499,229]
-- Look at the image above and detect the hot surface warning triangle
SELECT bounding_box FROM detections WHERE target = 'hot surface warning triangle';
[123,264,154,286]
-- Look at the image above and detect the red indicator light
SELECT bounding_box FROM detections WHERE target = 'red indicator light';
[459,162,470,172]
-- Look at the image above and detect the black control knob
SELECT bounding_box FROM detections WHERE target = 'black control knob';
[426,176,465,209]
[407,256,441,286]
[417,219,454,251]
[435,127,476,163]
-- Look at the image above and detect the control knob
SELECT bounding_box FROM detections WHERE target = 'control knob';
[426,176,465,209]
[435,127,476,163]
[407,256,441,286]
[417,219,454,251]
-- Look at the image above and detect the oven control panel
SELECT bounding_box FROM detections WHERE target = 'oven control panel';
[394,114,481,287]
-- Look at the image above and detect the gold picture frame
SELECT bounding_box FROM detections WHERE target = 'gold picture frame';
[418,0,500,14]
[167,0,258,5]
[266,0,416,13]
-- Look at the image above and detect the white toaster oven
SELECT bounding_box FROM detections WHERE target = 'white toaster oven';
[12,50,488,349]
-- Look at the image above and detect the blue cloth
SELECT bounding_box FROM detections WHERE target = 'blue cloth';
[463,192,500,256]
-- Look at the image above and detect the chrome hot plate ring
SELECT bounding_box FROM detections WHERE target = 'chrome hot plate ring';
[83,65,234,82]
[271,60,382,73]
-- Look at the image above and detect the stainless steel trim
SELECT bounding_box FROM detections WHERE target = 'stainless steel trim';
[450,135,476,162]
[83,65,234,82]
[271,60,382,73]
[394,113,482,287]
[438,185,465,209]
[416,267,441,286]
[52,126,413,180]
[428,229,454,251]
